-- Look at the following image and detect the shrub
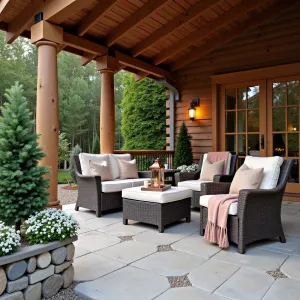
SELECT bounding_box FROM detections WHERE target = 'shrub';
[0,222,21,257]
[24,209,79,245]
[0,82,49,230]
[69,144,82,183]
[173,122,193,168]
[177,164,200,173]
[92,135,100,154]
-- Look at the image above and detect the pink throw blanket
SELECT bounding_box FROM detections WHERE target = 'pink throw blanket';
[205,194,238,248]
[207,152,230,175]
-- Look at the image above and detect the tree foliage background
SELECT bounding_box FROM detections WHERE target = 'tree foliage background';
[0,31,167,157]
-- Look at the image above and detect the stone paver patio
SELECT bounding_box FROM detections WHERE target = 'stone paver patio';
[62,201,300,300]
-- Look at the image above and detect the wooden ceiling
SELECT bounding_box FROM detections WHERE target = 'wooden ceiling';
[0,0,298,81]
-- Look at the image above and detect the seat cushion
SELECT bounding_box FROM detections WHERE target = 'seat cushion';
[79,153,109,176]
[101,178,149,193]
[200,195,238,215]
[201,153,232,175]
[109,154,131,179]
[178,180,211,191]
[122,186,193,204]
[244,156,284,189]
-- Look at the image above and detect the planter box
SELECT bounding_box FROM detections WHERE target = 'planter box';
[0,236,77,299]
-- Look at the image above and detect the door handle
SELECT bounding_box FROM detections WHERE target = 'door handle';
[260,134,265,149]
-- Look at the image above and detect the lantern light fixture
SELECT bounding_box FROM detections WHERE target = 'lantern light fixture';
[188,98,200,120]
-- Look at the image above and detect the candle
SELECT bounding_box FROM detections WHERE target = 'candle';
[144,180,149,188]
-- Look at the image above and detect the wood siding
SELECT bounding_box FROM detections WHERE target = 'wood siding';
[171,8,300,162]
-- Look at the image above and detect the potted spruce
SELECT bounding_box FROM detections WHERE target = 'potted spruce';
[0,83,79,299]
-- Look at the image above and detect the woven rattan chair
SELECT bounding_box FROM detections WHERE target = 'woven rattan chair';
[73,155,150,217]
[200,159,293,254]
[175,154,238,208]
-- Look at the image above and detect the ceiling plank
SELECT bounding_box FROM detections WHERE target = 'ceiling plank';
[153,0,263,65]
[5,0,45,44]
[61,31,172,79]
[0,0,16,22]
[43,0,95,24]
[77,0,118,36]
[170,0,300,71]
[131,0,219,57]
[105,0,169,47]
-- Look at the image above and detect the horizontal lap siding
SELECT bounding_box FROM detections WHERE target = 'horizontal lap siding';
[171,9,300,162]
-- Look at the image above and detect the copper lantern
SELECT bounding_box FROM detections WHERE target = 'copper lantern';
[150,158,165,188]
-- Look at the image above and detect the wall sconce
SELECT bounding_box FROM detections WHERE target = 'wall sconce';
[188,98,200,120]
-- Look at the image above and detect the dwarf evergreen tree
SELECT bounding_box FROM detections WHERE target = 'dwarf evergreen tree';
[0,82,49,229]
[92,135,100,154]
[173,122,193,168]
[69,144,82,183]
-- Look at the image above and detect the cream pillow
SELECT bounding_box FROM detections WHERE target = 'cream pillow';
[199,159,224,181]
[89,160,112,181]
[118,159,138,179]
[230,164,264,194]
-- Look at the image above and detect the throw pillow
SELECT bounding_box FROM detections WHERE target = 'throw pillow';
[229,164,264,194]
[89,160,113,181]
[199,159,224,181]
[118,159,138,179]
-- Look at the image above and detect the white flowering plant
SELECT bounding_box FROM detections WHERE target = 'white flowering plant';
[0,222,21,257]
[177,164,200,173]
[24,209,79,245]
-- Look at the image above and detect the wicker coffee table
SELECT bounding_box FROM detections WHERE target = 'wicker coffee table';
[122,186,192,233]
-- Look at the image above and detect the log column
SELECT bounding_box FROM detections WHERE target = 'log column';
[31,21,63,208]
[96,56,118,154]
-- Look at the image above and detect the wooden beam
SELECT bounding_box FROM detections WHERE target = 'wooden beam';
[81,53,96,66]
[131,0,219,57]
[5,0,44,44]
[105,0,169,47]
[63,32,107,56]
[134,71,148,82]
[0,0,16,22]
[61,31,172,79]
[114,51,172,79]
[170,0,300,71]
[153,0,263,65]
[77,0,117,36]
[42,0,95,24]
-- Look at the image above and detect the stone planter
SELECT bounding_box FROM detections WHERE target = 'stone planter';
[0,236,77,300]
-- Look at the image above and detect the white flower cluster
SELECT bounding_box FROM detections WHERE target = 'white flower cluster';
[177,164,200,173]
[0,222,21,257]
[25,209,79,245]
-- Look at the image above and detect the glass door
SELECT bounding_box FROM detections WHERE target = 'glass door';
[267,77,300,193]
[220,81,267,167]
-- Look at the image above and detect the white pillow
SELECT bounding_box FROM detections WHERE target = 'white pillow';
[109,154,131,179]
[79,153,109,176]
[244,156,284,189]
[200,153,232,175]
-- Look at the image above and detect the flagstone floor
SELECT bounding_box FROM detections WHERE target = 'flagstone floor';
[63,201,300,300]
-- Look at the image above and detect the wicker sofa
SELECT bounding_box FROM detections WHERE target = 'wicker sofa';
[73,153,150,217]
[199,157,293,254]
[175,153,238,208]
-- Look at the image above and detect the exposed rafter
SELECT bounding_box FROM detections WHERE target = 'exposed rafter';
[153,0,263,65]
[170,0,300,71]
[5,0,44,44]
[77,0,118,36]
[0,0,16,22]
[130,0,219,57]
[43,0,95,24]
[105,0,169,47]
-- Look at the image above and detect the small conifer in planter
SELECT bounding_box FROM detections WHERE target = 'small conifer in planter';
[174,122,193,168]
[0,82,49,231]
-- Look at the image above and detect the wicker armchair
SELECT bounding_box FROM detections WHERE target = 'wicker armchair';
[73,155,150,217]
[175,154,238,208]
[200,159,293,254]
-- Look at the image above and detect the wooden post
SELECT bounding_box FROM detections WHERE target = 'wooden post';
[36,41,61,209]
[96,56,118,154]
